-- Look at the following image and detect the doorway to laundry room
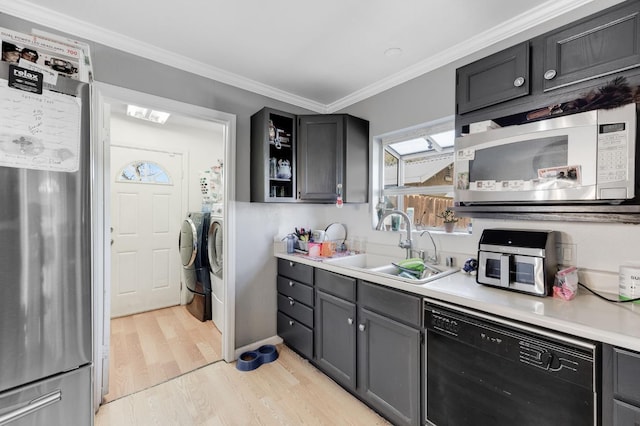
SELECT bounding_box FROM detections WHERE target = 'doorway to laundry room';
[94,86,233,404]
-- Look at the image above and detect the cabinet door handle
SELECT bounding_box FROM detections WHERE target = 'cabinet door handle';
[289,261,294,267]
[289,281,294,287]
[289,320,295,326]
[513,76,525,87]
[347,317,353,325]
[288,297,295,306]
[358,324,366,332]
[544,69,557,80]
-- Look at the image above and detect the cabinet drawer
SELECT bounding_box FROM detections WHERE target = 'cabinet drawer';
[277,311,313,359]
[614,399,640,425]
[358,281,422,327]
[613,347,640,405]
[277,259,313,285]
[315,268,356,302]
[277,275,314,306]
[278,293,313,328]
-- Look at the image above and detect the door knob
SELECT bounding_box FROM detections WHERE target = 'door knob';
[347,318,353,325]
[358,324,366,332]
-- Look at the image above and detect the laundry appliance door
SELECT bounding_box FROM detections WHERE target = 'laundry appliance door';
[207,218,223,278]
[179,218,197,268]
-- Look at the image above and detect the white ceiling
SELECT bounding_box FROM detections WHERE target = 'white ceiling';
[0,0,607,112]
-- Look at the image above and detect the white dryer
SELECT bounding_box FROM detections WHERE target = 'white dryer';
[207,208,224,332]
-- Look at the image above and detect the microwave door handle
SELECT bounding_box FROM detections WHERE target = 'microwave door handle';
[500,254,511,288]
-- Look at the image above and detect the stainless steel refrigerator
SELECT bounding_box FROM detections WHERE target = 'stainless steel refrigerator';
[0,62,92,425]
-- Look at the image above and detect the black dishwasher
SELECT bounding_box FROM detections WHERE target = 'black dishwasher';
[424,299,599,426]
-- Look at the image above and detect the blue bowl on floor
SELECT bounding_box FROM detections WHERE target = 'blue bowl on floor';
[257,344,279,363]
[236,344,279,371]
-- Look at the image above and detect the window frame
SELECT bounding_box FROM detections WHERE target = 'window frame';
[372,116,456,228]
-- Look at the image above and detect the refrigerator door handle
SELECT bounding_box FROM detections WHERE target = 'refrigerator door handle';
[0,390,61,425]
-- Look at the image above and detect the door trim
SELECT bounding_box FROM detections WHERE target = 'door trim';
[91,82,237,408]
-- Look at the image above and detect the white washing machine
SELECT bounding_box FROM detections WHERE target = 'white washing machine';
[207,209,224,332]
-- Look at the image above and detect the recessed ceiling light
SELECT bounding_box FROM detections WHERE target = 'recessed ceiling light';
[126,104,171,124]
[384,47,403,57]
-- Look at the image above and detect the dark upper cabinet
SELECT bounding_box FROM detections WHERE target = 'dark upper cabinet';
[542,1,640,92]
[250,109,369,203]
[456,41,530,114]
[250,108,297,202]
[297,114,369,203]
[456,0,640,120]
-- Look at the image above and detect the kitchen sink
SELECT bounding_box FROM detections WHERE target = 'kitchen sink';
[367,263,458,284]
[324,254,458,285]
[323,253,390,269]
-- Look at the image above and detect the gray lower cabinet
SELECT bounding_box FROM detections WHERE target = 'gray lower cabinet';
[357,281,422,426]
[315,290,357,389]
[314,268,357,390]
[602,344,640,426]
[277,259,314,358]
[313,268,422,426]
[357,307,421,426]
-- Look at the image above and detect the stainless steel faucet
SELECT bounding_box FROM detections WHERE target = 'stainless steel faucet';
[376,210,413,258]
[420,230,438,264]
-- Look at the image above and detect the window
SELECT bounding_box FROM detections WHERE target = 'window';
[117,161,172,184]
[374,117,469,231]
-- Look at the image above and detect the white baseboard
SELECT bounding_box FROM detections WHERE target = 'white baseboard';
[233,335,283,360]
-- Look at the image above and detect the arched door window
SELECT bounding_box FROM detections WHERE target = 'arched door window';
[117,160,172,184]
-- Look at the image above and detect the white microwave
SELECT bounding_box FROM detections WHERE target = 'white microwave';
[455,103,638,205]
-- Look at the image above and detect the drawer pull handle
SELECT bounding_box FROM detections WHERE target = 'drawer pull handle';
[544,69,557,80]
[347,317,353,325]
[289,261,294,267]
[288,297,295,306]
[358,324,366,332]
[289,320,295,326]
[289,281,294,287]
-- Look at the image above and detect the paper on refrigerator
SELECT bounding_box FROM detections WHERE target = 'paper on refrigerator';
[0,79,81,172]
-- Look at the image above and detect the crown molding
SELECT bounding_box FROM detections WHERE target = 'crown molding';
[0,0,327,113]
[1,0,607,114]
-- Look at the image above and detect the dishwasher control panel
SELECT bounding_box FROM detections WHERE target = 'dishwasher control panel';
[424,300,596,389]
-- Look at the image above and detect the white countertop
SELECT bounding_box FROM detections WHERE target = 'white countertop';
[276,252,640,352]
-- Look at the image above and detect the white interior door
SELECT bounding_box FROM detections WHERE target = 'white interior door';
[110,146,183,317]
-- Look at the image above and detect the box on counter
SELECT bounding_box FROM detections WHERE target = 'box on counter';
[619,263,640,303]
[469,120,501,134]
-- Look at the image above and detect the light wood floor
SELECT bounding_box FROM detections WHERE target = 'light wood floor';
[103,305,222,402]
[95,345,390,425]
